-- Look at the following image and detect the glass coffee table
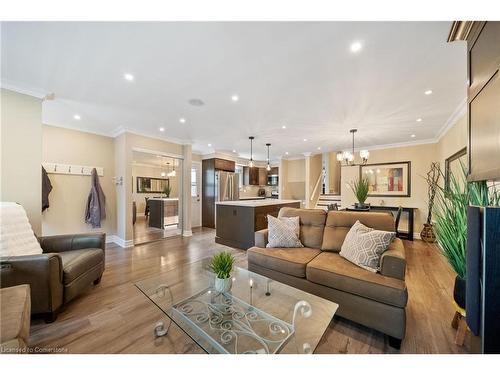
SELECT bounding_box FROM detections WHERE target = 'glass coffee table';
[135,258,338,354]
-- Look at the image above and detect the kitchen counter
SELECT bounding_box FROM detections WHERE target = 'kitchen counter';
[238,196,266,201]
[217,199,301,207]
[215,199,301,249]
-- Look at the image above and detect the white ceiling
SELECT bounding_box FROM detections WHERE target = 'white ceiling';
[1,22,467,161]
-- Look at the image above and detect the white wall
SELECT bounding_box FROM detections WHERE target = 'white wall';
[1,89,42,234]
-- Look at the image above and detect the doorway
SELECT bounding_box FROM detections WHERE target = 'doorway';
[191,161,202,227]
[132,150,183,245]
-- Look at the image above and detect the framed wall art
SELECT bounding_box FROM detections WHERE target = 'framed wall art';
[359,161,411,197]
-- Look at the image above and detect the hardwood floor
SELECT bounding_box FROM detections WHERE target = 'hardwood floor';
[28,229,474,354]
[133,216,180,245]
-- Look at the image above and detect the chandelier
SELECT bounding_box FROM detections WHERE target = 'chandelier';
[336,129,369,166]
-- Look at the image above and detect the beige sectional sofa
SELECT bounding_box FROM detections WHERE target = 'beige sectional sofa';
[247,207,408,349]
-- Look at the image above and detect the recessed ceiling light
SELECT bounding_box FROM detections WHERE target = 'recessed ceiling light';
[285,152,289,155]
[159,127,165,132]
[179,118,186,123]
[303,138,308,142]
[416,118,423,122]
[124,73,134,81]
[232,149,237,153]
[317,147,321,150]
[282,125,286,129]
[73,114,81,120]
[350,41,363,53]
[424,90,433,95]
[411,134,416,138]
[208,143,212,147]
[231,95,239,102]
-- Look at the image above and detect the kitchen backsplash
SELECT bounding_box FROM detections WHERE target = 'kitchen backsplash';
[239,185,276,198]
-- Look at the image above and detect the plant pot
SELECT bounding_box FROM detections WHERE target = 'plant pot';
[355,202,367,209]
[214,276,232,293]
[453,276,466,309]
[420,223,436,243]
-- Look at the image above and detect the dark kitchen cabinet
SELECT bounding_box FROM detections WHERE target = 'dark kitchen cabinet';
[243,167,267,186]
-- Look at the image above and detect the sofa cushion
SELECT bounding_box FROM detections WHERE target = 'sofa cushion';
[321,210,395,252]
[266,215,303,248]
[59,248,104,284]
[306,252,407,308]
[279,207,326,249]
[339,220,395,272]
[247,246,321,278]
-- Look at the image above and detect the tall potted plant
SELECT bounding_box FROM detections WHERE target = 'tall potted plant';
[433,162,499,308]
[421,162,440,243]
[209,251,235,293]
[349,177,369,208]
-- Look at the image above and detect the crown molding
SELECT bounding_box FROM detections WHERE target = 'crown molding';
[111,126,190,145]
[435,97,467,141]
[1,80,48,99]
[447,21,475,42]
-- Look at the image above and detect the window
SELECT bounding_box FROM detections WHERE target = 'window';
[235,165,244,188]
[191,168,197,197]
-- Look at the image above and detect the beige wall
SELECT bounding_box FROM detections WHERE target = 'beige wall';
[282,158,306,201]
[41,125,117,237]
[437,116,468,170]
[1,89,42,234]
[340,116,467,238]
[132,164,181,214]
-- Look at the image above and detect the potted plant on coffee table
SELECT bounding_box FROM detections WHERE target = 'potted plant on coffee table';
[209,251,235,293]
[349,177,369,209]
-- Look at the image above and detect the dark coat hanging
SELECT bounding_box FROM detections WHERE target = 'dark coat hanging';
[41,166,53,212]
[85,168,106,228]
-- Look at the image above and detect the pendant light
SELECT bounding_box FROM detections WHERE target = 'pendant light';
[336,128,369,166]
[266,143,271,171]
[248,136,255,168]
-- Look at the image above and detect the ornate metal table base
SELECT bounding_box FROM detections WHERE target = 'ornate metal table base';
[152,286,311,354]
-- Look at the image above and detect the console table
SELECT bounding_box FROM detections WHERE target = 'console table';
[345,205,417,241]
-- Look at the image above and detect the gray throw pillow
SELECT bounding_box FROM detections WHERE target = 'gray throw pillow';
[266,215,303,248]
[339,220,395,272]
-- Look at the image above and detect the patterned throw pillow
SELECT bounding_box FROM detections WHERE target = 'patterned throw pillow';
[266,215,303,248]
[339,220,395,272]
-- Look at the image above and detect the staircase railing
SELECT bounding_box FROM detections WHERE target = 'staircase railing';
[310,171,323,206]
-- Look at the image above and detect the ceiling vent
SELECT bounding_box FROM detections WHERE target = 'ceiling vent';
[188,98,205,106]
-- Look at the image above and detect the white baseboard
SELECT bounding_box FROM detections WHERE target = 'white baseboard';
[182,230,193,237]
[108,235,134,248]
[413,233,421,240]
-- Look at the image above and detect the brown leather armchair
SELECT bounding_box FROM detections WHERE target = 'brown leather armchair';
[0,233,105,322]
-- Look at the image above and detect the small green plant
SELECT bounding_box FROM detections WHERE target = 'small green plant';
[349,177,369,204]
[209,251,235,279]
[163,185,171,198]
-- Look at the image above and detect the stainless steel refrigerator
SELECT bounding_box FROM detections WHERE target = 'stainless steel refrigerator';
[215,171,239,202]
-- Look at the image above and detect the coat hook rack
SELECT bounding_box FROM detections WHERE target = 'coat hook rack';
[42,162,104,177]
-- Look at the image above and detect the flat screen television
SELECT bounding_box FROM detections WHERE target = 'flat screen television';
[468,70,500,182]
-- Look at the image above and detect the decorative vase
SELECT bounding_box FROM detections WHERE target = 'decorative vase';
[420,223,436,243]
[453,276,466,309]
[355,202,367,209]
[214,276,232,293]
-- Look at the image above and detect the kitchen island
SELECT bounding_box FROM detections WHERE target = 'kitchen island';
[148,198,179,229]
[215,199,301,249]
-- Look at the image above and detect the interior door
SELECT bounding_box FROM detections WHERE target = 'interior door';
[191,162,202,227]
